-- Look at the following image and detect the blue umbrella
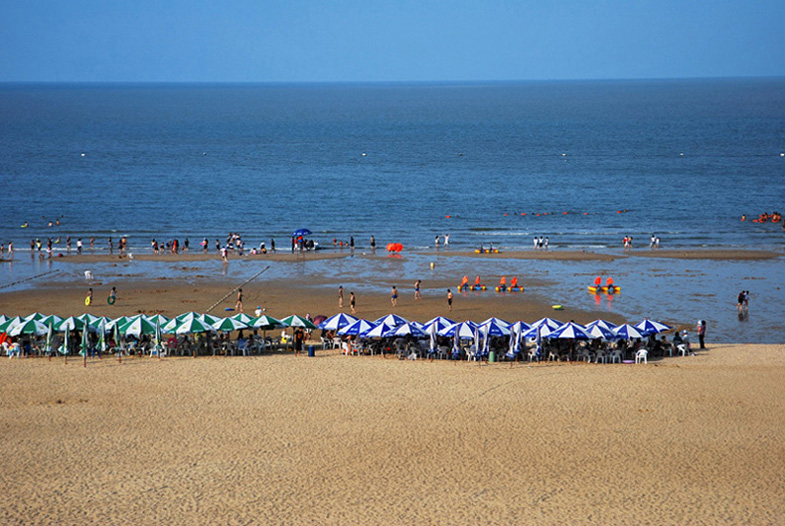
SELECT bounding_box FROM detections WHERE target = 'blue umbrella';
[292,228,312,237]
[438,321,478,338]
[319,313,359,331]
[614,323,645,340]
[634,319,672,336]
[421,316,455,333]
[363,322,396,338]
[584,322,616,340]
[383,322,425,338]
[478,319,511,337]
[338,319,376,336]
[547,322,591,340]
[374,314,409,327]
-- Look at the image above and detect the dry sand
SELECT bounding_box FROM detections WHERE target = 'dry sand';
[2,344,784,525]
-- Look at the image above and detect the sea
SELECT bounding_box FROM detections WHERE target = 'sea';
[1,79,784,342]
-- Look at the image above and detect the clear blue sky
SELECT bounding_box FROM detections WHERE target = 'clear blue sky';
[1,0,783,82]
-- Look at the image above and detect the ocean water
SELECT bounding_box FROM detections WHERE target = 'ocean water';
[1,79,784,252]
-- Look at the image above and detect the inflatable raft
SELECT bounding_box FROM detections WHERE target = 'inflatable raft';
[588,285,621,295]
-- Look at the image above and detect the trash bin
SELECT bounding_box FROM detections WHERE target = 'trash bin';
[307,345,315,357]
[489,351,496,363]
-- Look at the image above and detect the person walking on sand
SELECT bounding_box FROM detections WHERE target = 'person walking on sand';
[338,286,344,308]
[235,289,244,312]
[447,289,453,311]
[85,287,93,306]
[108,286,117,305]
[391,286,398,307]
[350,292,356,314]
[414,280,421,300]
[697,320,707,349]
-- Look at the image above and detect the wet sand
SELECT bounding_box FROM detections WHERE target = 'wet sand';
[2,344,784,525]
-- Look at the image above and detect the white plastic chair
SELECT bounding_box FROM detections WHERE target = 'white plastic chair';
[610,350,623,364]
[635,349,648,364]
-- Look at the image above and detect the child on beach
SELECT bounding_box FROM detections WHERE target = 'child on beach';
[391,286,398,307]
[414,280,421,300]
[447,289,453,311]
[235,289,244,313]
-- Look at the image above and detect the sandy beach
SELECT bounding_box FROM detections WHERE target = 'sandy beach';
[2,248,784,524]
[2,344,784,525]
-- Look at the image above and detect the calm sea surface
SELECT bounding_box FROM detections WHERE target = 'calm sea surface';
[1,79,784,252]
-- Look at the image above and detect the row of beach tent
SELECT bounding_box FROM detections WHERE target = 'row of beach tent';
[0,312,671,357]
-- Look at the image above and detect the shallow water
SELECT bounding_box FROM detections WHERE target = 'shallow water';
[2,250,782,343]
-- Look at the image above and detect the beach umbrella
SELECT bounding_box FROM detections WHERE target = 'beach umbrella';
[80,325,89,357]
[175,317,214,335]
[428,323,438,354]
[61,326,70,355]
[374,314,409,327]
[421,316,455,333]
[0,316,23,333]
[163,313,211,333]
[319,313,359,331]
[43,319,54,354]
[175,311,204,322]
[547,322,591,340]
[120,316,158,337]
[201,313,223,325]
[23,312,47,322]
[383,322,425,338]
[338,319,376,336]
[530,317,564,331]
[584,323,616,340]
[230,313,255,325]
[634,319,672,336]
[292,228,312,237]
[146,314,171,326]
[212,317,250,332]
[89,316,113,332]
[0,314,8,326]
[106,316,129,330]
[506,322,522,359]
[363,322,396,339]
[510,321,531,334]
[281,315,317,330]
[56,316,86,332]
[587,319,618,332]
[311,314,328,326]
[250,315,285,330]
[478,319,511,337]
[98,318,107,354]
[480,317,511,329]
[77,313,101,327]
[439,321,478,338]
[9,318,48,336]
[39,314,64,328]
[613,323,645,340]
[154,317,162,355]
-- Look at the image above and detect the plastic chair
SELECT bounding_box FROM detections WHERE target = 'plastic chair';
[610,350,623,364]
[635,349,648,364]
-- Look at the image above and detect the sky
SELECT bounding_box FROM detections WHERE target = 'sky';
[1,0,783,83]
